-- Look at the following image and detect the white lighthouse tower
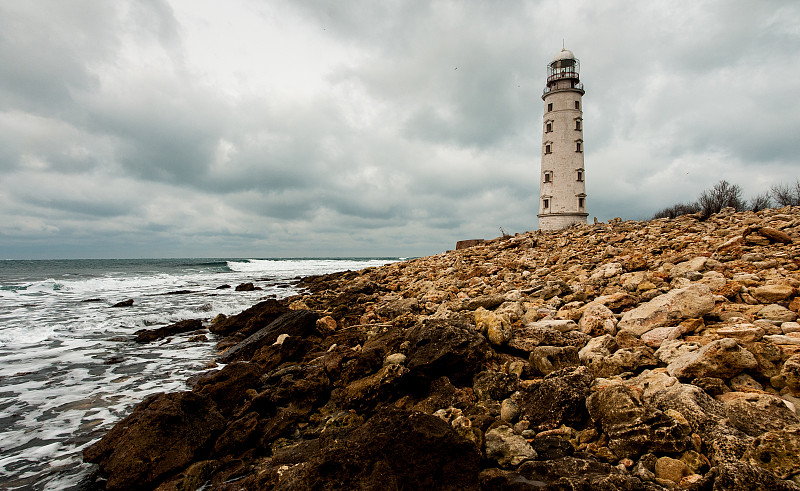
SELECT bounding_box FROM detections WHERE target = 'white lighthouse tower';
[538,48,587,230]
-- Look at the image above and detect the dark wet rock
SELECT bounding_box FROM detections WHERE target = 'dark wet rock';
[478,468,548,490]
[217,310,318,364]
[404,317,489,384]
[517,366,593,432]
[165,289,193,295]
[212,411,260,456]
[83,391,224,491]
[412,376,474,414]
[473,370,518,401]
[134,318,203,344]
[234,282,258,291]
[531,434,574,460]
[208,298,289,337]
[255,364,330,415]
[216,284,231,289]
[706,461,800,490]
[192,362,263,417]
[111,299,133,307]
[82,298,104,302]
[587,384,692,460]
[273,407,481,490]
[335,363,409,412]
[517,456,624,485]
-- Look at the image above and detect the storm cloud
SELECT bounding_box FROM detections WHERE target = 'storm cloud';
[1,0,799,258]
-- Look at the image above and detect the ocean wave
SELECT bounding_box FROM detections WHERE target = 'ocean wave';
[226,258,400,277]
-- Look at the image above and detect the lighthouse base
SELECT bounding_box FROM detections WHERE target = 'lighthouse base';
[538,212,588,231]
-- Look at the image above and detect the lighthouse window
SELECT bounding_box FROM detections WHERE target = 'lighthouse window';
[543,198,550,209]
[578,197,585,208]
[547,103,553,112]
[544,172,552,183]
[546,121,553,133]
[577,170,584,181]
[574,100,580,110]
[545,144,552,154]
[575,119,582,131]
[576,141,582,153]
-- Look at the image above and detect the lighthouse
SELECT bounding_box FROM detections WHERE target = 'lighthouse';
[538,48,587,230]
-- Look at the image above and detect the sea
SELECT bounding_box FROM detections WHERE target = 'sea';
[0,257,400,490]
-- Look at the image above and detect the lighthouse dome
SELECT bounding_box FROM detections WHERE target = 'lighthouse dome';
[552,49,575,62]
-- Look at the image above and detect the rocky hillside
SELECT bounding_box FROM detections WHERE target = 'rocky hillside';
[84,206,800,490]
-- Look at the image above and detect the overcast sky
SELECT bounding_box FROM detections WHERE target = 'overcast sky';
[1,1,799,259]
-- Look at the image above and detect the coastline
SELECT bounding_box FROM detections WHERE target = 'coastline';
[83,207,800,489]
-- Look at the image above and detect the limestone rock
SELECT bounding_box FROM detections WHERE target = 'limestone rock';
[743,424,800,479]
[577,302,617,336]
[485,426,537,467]
[752,284,796,304]
[508,324,589,352]
[618,284,716,336]
[529,345,579,376]
[758,303,798,323]
[667,338,757,380]
[724,392,800,437]
[586,384,692,459]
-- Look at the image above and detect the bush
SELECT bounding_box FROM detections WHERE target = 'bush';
[770,179,800,207]
[697,180,746,218]
[749,193,772,212]
[652,202,700,219]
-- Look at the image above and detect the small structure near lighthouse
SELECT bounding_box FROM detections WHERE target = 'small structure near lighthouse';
[538,48,587,230]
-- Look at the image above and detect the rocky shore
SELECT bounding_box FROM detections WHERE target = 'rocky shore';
[84,206,800,490]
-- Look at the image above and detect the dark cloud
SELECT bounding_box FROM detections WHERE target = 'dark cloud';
[1,1,799,258]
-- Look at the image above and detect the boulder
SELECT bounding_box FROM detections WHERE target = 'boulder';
[485,425,537,467]
[375,297,419,319]
[577,302,617,336]
[528,345,579,376]
[217,310,318,363]
[192,362,264,417]
[586,384,692,459]
[474,308,512,345]
[208,298,289,337]
[508,324,589,352]
[724,393,800,437]
[273,407,481,490]
[111,299,133,307]
[743,424,800,479]
[618,284,715,336]
[667,338,758,380]
[473,370,518,401]
[134,318,203,343]
[404,317,488,383]
[758,304,798,323]
[752,284,796,304]
[707,461,800,490]
[83,392,225,490]
[516,366,593,431]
